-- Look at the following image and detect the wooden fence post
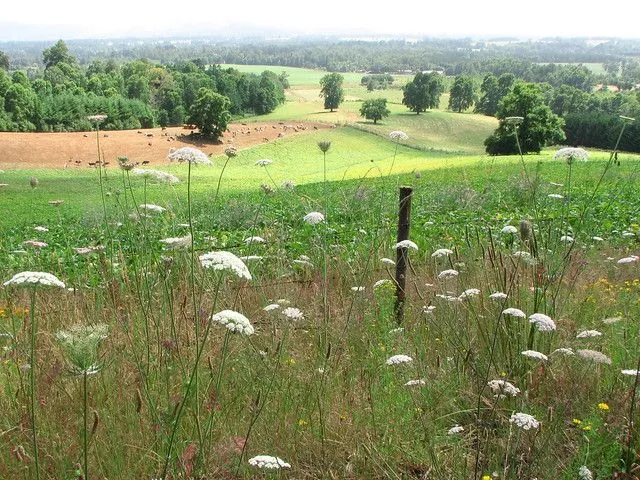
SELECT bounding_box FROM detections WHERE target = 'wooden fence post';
[394,186,413,324]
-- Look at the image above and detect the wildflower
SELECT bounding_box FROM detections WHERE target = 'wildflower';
[224,146,237,158]
[56,324,108,375]
[389,130,409,141]
[210,310,254,335]
[160,235,191,250]
[199,251,252,280]
[23,240,48,248]
[132,168,180,184]
[447,425,464,435]
[552,348,575,356]
[248,455,291,469]
[3,271,65,289]
[487,379,520,398]
[86,114,107,123]
[240,255,263,262]
[513,251,532,260]
[592,236,604,242]
[255,159,273,166]
[139,204,166,213]
[597,402,609,411]
[431,248,453,257]
[501,225,518,234]
[548,193,564,199]
[389,327,404,334]
[621,369,640,376]
[386,354,413,365]
[395,240,418,250]
[576,349,612,365]
[509,412,539,430]
[167,147,212,165]
[528,313,556,332]
[549,182,564,187]
[303,212,325,225]
[623,231,637,238]
[490,292,508,300]
[560,235,574,243]
[576,330,603,339]
[263,304,280,312]
[380,257,396,266]
[261,184,275,194]
[276,299,290,306]
[504,116,524,126]
[553,147,589,164]
[244,236,265,245]
[280,179,296,190]
[423,305,436,314]
[33,226,49,233]
[73,246,103,255]
[437,269,459,280]
[521,350,548,361]
[603,316,622,324]
[351,286,365,292]
[578,465,593,480]
[281,307,304,320]
[405,379,426,387]
[48,200,64,206]
[459,288,480,300]
[436,294,461,303]
[502,308,526,318]
[373,279,392,289]
[317,140,331,153]
[617,255,639,264]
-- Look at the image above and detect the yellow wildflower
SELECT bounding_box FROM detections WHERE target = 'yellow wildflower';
[598,402,610,411]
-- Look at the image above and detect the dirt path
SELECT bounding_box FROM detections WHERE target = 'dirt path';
[0,121,332,169]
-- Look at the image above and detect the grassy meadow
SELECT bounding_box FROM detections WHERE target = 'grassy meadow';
[2,69,640,480]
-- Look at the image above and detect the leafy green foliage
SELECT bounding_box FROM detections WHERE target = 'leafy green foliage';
[187,88,231,139]
[402,72,444,114]
[319,72,344,111]
[475,73,514,116]
[448,75,476,113]
[359,98,390,124]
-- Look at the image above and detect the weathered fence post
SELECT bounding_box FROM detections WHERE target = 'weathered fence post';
[394,186,413,324]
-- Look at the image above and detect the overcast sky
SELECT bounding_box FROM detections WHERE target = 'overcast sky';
[2,0,639,40]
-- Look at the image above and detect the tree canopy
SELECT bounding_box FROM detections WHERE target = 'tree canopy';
[319,73,344,112]
[187,88,230,140]
[448,75,476,113]
[359,98,390,124]
[402,72,444,114]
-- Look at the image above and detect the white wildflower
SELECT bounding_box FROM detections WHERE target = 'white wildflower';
[552,348,575,356]
[167,146,212,165]
[244,236,265,245]
[140,204,166,213]
[239,255,263,261]
[404,379,426,387]
[199,251,252,280]
[521,350,548,361]
[553,147,589,164]
[86,114,107,123]
[577,349,612,364]
[431,248,453,258]
[210,310,254,335]
[160,235,191,250]
[501,225,518,234]
[459,288,480,300]
[3,271,65,289]
[603,316,623,324]
[576,330,603,339]
[560,235,574,243]
[394,240,418,250]
[617,255,639,265]
[423,305,436,314]
[528,313,556,332]
[351,286,365,292]
[303,212,325,225]
[23,240,48,248]
[34,226,49,233]
[622,231,636,238]
[502,308,526,318]
[592,236,604,242]
[487,379,520,398]
[132,168,180,184]
[386,354,413,365]
[389,327,404,334]
[281,307,304,320]
[438,269,459,279]
[549,182,564,187]
[447,425,464,435]
[621,369,640,376]
[490,292,508,300]
[263,304,280,312]
[248,455,291,469]
[578,465,593,480]
[380,257,396,266]
[56,323,108,375]
[280,179,296,190]
[509,412,539,430]
[548,193,565,199]
[373,279,392,289]
[389,130,408,141]
[255,159,273,166]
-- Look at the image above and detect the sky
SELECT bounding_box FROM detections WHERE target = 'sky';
[1,0,639,41]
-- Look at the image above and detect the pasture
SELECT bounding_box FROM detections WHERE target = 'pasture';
[1,68,640,479]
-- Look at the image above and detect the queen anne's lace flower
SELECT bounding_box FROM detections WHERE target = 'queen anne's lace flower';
[248,455,291,469]
[140,204,166,213]
[490,292,508,300]
[244,236,265,245]
[282,307,304,320]
[578,466,593,480]
[23,240,48,248]
[431,248,453,257]
[56,323,108,375]
[521,350,548,361]
[386,354,413,365]
[389,130,409,141]
[210,310,254,335]
[167,147,212,165]
[373,279,392,289]
[263,304,280,312]
[548,193,565,199]
[553,147,589,164]
[487,379,520,398]
[255,159,273,166]
[502,308,526,318]
[404,379,426,387]
[509,412,539,430]
[621,369,640,376]
[394,240,418,250]
[199,251,252,280]
[552,348,575,356]
[617,255,639,265]
[528,313,556,332]
[132,168,180,184]
[380,257,396,266]
[437,269,459,279]
[459,288,480,300]
[3,271,65,289]
[501,225,518,234]
[34,226,49,232]
[160,235,191,250]
[576,330,603,338]
[447,425,464,435]
[303,212,325,225]
[577,349,612,364]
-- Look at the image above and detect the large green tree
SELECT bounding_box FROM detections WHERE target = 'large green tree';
[448,75,476,113]
[359,98,390,124]
[0,51,9,71]
[188,87,230,140]
[475,73,515,116]
[402,72,444,114]
[484,82,566,155]
[319,73,344,112]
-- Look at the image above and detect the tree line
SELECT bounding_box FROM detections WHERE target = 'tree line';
[0,40,286,136]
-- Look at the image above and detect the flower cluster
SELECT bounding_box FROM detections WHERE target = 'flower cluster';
[3,271,66,289]
[167,147,212,165]
[199,251,252,280]
[132,168,180,184]
[553,147,589,164]
[210,310,254,335]
[248,455,291,469]
[509,412,539,430]
[56,323,109,375]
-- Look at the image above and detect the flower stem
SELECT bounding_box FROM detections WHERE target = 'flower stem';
[83,371,88,480]
[28,290,40,480]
